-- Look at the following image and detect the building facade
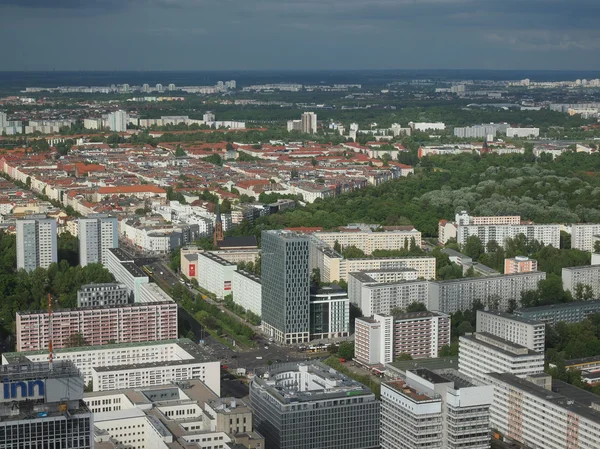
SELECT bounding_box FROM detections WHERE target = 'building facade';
[476,310,545,352]
[261,231,310,344]
[106,248,149,301]
[562,265,600,299]
[571,223,600,251]
[458,332,545,384]
[77,282,129,308]
[355,312,450,366]
[314,228,422,255]
[0,361,93,449]
[249,362,380,449]
[231,270,262,317]
[457,223,560,250]
[514,299,600,325]
[381,369,493,449]
[16,301,178,352]
[428,271,546,314]
[197,252,237,299]
[488,373,600,449]
[309,284,350,339]
[78,214,118,266]
[16,214,57,271]
[504,256,538,274]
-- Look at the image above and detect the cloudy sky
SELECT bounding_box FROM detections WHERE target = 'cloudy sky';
[1,0,600,71]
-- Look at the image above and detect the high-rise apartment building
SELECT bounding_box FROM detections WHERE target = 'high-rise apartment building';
[428,271,546,313]
[476,310,545,352]
[16,214,57,272]
[78,214,118,266]
[301,111,317,134]
[16,301,178,352]
[249,362,380,449]
[488,373,600,449]
[457,223,560,249]
[349,275,429,316]
[106,110,127,132]
[355,312,450,366]
[381,369,493,449]
[261,230,310,344]
[0,361,93,449]
[458,332,545,384]
[562,264,600,299]
[571,223,600,251]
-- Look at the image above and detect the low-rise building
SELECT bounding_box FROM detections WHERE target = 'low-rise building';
[504,256,538,274]
[476,310,545,352]
[249,361,380,449]
[77,282,129,308]
[458,332,544,384]
[381,369,493,449]
[515,299,600,325]
[488,373,600,449]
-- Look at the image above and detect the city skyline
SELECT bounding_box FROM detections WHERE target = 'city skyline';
[1,0,600,71]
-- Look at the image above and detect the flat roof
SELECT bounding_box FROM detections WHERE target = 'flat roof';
[564,355,600,366]
[462,332,541,357]
[384,379,437,403]
[478,310,544,326]
[108,247,133,262]
[393,311,447,320]
[234,269,261,284]
[4,338,200,364]
[200,251,235,266]
[516,299,600,313]
[434,271,545,285]
[487,373,600,423]
[16,300,175,316]
[388,356,458,373]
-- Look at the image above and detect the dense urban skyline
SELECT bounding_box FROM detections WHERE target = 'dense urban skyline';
[1,0,600,70]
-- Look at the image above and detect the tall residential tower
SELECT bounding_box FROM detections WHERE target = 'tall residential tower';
[16,214,57,272]
[79,214,118,266]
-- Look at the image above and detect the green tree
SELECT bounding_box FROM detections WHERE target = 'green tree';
[311,268,321,285]
[66,332,89,348]
[462,235,484,260]
[395,353,413,361]
[175,145,187,157]
[406,302,427,313]
[595,241,600,253]
[338,341,355,360]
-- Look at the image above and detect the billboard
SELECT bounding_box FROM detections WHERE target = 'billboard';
[189,263,196,277]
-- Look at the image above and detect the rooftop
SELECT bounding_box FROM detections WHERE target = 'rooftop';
[218,235,258,248]
[462,332,541,357]
[478,309,544,326]
[200,251,236,266]
[384,379,437,403]
[388,356,459,374]
[108,247,133,262]
[516,299,600,313]
[3,338,202,364]
[393,311,448,321]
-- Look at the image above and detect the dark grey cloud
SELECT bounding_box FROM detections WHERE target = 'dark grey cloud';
[0,0,599,70]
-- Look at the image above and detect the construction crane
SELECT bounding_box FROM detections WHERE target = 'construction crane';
[48,293,54,373]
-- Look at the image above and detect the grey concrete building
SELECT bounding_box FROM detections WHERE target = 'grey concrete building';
[16,214,57,272]
[77,282,129,308]
[261,230,310,344]
[249,361,380,449]
[514,299,600,325]
[78,214,118,267]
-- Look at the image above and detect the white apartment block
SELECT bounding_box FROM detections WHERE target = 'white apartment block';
[409,121,446,131]
[313,228,422,255]
[2,339,218,394]
[106,248,149,301]
[562,265,600,299]
[231,270,262,316]
[355,315,394,366]
[506,127,540,138]
[355,312,450,366]
[488,373,600,449]
[16,214,57,272]
[350,277,430,317]
[476,310,545,352]
[455,211,521,226]
[571,223,600,251]
[381,369,493,449]
[457,223,560,249]
[428,271,547,314]
[197,252,237,299]
[458,332,545,384]
[341,256,435,281]
[78,214,118,266]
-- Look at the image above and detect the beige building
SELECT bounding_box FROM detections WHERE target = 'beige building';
[313,228,422,255]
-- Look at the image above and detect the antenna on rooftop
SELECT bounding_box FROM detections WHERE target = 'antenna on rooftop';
[48,293,54,372]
